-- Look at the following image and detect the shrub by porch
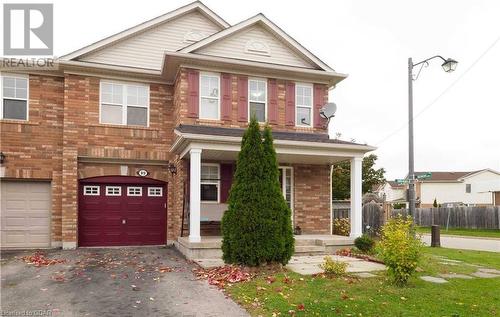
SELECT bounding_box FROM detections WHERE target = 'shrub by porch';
[221,118,294,266]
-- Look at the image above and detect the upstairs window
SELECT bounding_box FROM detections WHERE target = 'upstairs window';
[248,79,266,122]
[201,164,220,202]
[465,184,471,193]
[199,73,220,120]
[100,81,149,127]
[1,74,28,120]
[295,84,313,127]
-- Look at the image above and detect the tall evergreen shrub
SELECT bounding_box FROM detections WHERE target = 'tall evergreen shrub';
[221,118,294,266]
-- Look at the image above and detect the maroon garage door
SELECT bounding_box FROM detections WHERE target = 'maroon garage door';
[78,176,167,247]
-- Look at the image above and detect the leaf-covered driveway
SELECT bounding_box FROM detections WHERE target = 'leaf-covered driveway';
[0,247,248,317]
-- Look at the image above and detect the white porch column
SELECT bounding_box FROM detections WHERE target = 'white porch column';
[189,148,202,242]
[350,157,363,238]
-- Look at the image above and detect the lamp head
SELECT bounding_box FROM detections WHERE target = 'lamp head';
[441,58,458,73]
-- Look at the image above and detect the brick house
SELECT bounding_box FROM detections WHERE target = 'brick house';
[0,1,374,252]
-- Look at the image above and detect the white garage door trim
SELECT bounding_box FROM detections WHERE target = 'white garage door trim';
[1,180,52,249]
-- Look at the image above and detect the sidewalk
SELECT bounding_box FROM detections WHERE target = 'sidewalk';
[421,234,500,252]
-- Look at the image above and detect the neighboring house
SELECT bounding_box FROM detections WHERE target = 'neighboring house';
[0,1,374,250]
[373,181,406,204]
[413,169,500,207]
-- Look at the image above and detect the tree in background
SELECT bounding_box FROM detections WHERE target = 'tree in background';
[433,198,438,208]
[331,154,386,200]
[221,118,294,266]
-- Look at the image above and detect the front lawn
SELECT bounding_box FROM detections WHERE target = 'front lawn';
[226,248,500,316]
[416,226,500,239]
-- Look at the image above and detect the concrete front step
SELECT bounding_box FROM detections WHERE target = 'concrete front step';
[175,235,355,261]
[294,245,326,254]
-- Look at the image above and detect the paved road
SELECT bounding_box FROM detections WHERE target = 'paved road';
[0,247,248,317]
[421,234,500,252]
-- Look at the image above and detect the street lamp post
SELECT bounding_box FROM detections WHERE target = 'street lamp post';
[407,56,457,216]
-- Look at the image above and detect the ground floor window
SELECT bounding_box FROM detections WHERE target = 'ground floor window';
[201,163,220,202]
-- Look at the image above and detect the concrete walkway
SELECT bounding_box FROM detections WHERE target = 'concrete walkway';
[421,234,500,252]
[286,255,386,275]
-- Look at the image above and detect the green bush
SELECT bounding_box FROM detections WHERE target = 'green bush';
[221,118,294,266]
[319,256,348,276]
[377,215,423,286]
[332,218,350,236]
[354,234,375,253]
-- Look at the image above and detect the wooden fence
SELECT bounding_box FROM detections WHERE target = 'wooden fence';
[332,201,385,234]
[391,206,500,229]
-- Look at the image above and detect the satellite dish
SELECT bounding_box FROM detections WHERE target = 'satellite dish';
[319,102,337,119]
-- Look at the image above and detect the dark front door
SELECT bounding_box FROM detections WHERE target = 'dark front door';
[78,176,167,247]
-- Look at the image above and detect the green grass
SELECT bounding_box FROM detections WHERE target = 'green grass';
[415,227,500,238]
[226,248,500,316]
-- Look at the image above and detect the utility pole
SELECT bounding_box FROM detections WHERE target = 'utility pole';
[408,57,416,217]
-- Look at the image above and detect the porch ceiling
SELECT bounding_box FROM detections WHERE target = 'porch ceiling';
[171,126,376,165]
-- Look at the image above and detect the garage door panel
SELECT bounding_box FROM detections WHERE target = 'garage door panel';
[1,181,51,248]
[78,181,166,247]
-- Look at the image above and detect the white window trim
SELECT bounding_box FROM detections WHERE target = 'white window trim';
[279,166,294,225]
[99,80,150,127]
[83,185,100,196]
[106,186,122,196]
[148,187,163,197]
[248,78,267,123]
[199,72,221,120]
[295,82,313,128]
[201,163,220,203]
[0,72,29,121]
[127,186,143,196]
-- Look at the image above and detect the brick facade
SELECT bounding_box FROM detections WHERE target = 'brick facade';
[174,68,329,134]
[1,69,334,248]
[293,164,331,234]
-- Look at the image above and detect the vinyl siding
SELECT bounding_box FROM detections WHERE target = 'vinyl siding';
[420,171,500,205]
[195,24,316,69]
[80,11,222,70]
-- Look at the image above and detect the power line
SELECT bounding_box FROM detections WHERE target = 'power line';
[375,35,500,146]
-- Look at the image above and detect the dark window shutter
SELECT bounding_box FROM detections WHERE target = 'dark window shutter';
[221,73,232,121]
[187,69,199,118]
[314,84,326,128]
[268,78,278,124]
[220,164,233,203]
[285,81,295,126]
[237,76,248,122]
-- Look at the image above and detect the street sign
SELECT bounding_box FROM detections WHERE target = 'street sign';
[395,179,408,185]
[417,172,432,180]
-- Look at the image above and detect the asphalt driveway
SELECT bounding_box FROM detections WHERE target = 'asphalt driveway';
[0,247,248,317]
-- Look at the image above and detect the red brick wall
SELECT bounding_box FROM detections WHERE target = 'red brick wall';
[1,72,333,246]
[60,74,177,244]
[0,74,64,242]
[174,68,329,134]
[293,164,331,234]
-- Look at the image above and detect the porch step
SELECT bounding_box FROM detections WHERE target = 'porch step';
[294,245,326,255]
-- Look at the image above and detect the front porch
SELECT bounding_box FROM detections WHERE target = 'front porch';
[175,235,355,263]
[171,125,375,260]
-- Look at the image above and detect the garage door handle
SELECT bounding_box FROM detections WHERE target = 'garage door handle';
[122,219,126,224]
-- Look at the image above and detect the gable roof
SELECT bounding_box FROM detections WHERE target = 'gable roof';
[61,1,229,61]
[179,14,334,71]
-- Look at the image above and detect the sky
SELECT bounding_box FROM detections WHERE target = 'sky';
[3,0,499,180]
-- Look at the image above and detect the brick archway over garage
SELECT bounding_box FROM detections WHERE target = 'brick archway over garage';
[78,176,167,247]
